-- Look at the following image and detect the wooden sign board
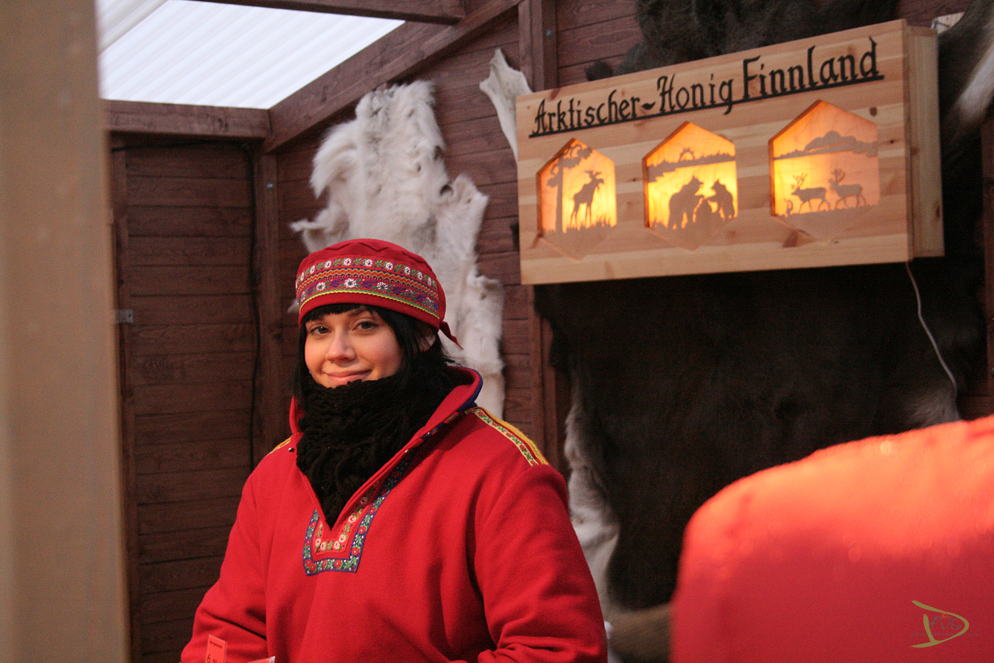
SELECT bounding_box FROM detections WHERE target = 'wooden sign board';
[515,20,941,284]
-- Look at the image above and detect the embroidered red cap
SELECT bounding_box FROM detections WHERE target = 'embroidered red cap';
[295,238,457,345]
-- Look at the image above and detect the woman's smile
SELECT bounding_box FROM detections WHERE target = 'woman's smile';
[319,369,369,386]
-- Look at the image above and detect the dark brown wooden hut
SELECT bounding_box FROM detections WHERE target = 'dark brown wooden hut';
[102,1,992,661]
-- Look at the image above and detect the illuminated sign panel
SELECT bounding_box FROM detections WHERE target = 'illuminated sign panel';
[515,20,941,284]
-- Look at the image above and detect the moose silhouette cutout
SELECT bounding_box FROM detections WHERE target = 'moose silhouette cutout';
[571,170,605,226]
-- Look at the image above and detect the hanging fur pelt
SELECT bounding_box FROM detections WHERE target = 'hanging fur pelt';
[479,48,532,160]
[290,80,506,417]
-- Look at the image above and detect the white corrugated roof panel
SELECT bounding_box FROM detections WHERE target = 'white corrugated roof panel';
[97,0,403,109]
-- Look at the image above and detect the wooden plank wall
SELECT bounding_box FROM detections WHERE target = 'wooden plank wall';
[557,0,639,85]
[437,12,532,423]
[963,111,994,417]
[111,139,258,663]
[275,139,321,413]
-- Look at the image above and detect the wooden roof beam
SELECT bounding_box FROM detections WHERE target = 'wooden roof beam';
[105,100,271,139]
[518,0,556,92]
[263,0,521,152]
[198,0,466,24]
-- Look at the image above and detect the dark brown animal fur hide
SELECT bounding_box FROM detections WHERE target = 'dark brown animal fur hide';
[613,0,903,77]
[542,0,994,659]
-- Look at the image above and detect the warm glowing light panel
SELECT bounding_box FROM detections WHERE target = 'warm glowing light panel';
[644,123,738,250]
[538,139,617,234]
[515,20,942,284]
[771,101,881,240]
[537,140,618,258]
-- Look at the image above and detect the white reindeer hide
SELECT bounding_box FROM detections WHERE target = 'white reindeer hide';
[564,390,621,621]
[478,48,532,159]
[290,81,506,417]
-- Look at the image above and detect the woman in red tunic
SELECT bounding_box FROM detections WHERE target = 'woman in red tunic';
[182,238,606,663]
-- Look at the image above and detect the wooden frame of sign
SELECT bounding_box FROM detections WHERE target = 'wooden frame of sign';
[515,19,941,284]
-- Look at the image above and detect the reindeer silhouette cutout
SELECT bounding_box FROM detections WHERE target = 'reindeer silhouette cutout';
[791,173,829,212]
[570,170,605,226]
[829,168,866,208]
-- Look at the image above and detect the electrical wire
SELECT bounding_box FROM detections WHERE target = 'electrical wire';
[905,261,958,393]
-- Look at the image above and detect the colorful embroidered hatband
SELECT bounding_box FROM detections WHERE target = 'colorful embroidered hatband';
[295,238,457,344]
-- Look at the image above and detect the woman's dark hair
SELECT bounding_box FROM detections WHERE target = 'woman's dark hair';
[290,302,451,406]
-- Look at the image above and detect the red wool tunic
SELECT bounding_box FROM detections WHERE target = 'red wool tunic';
[182,368,607,663]
[672,415,994,662]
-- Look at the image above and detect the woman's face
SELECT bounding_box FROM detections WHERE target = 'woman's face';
[303,307,404,388]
